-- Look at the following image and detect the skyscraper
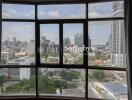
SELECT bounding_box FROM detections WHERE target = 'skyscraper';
[74,33,83,47]
[110,1,126,67]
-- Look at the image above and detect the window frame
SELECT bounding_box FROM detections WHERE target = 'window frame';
[0,0,130,100]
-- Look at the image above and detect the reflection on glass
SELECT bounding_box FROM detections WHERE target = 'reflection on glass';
[40,24,59,64]
[88,1,124,18]
[1,22,35,65]
[63,24,83,64]
[38,4,85,19]
[39,68,85,97]
[88,70,128,100]
[88,21,126,68]
[2,4,35,19]
[0,68,35,95]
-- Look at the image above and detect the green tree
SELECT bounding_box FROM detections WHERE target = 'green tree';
[75,57,83,64]
[5,76,36,93]
[60,70,80,81]
[91,69,106,82]
[96,52,101,59]
[64,37,71,47]
[0,75,5,93]
[43,53,49,62]
[39,75,56,94]
[0,60,6,64]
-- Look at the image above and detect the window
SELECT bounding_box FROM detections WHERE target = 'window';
[88,1,127,100]
[38,4,85,19]
[88,21,126,68]
[63,24,83,64]
[40,24,59,64]
[2,4,35,19]
[39,68,85,97]
[0,0,129,100]
[88,70,127,99]
[0,68,35,95]
[1,22,35,65]
[88,1,124,18]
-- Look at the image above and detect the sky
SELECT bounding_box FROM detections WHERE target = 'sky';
[40,24,59,44]
[2,2,123,45]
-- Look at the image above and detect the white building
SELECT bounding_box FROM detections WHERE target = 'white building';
[26,40,35,56]
[110,1,126,67]
[1,51,9,61]
[20,68,30,80]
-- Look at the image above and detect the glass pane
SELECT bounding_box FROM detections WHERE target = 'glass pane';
[88,1,124,18]
[40,24,59,64]
[88,21,126,68]
[2,4,35,19]
[88,70,128,99]
[0,68,35,96]
[1,22,35,65]
[38,4,85,19]
[39,68,85,97]
[63,24,83,64]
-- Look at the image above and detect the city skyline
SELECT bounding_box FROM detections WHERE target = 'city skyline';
[0,1,127,99]
[2,2,123,45]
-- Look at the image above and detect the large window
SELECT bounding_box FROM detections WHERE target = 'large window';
[0,0,129,100]
[2,4,35,19]
[38,4,85,19]
[40,24,59,64]
[88,21,126,68]
[0,68,35,96]
[63,24,83,64]
[1,22,35,65]
[39,68,85,97]
[88,1,124,18]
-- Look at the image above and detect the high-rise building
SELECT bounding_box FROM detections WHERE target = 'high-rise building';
[26,40,35,55]
[20,68,30,80]
[74,33,83,47]
[88,35,91,47]
[109,1,126,67]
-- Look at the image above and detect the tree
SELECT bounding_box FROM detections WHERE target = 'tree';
[91,69,106,82]
[64,37,71,47]
[74,57,83,64]
[38,75,56,94]
[0,60,6,64]
[60,70,80,81]
[43,53,49,63]
[5,73,79,94]
[5,76,36,93]
[95,52,101,59]
[0,75,5,93]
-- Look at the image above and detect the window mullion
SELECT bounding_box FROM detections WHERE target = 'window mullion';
[35,4,39,97]
[0,1,2,63]
[60,23,63,65]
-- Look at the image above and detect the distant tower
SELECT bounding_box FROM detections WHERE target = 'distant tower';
[88,35,91,47]
[74,33,83,47]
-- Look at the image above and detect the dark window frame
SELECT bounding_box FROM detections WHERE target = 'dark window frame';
[0,0,130,100]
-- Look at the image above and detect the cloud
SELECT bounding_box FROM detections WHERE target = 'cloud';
[2,8,17,18]
[48,11,60,18]
[39,10,60,18]
[66,14,85,19]
[2,5,34,19]
[41,27,59,44]
[89,12,107,18]
[2,12,12,18]
[38,11,46,16]
[2,23,35,42]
